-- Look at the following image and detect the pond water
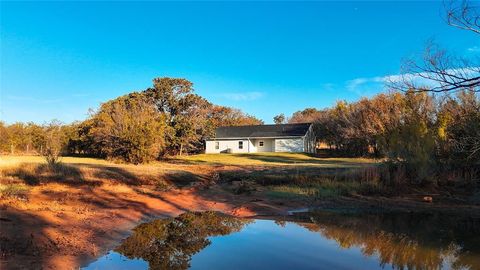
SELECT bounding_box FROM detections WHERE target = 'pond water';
[83,211,480,270]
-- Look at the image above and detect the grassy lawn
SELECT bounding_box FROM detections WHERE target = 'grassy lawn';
[1,153,378,169]
[175,152,378,168]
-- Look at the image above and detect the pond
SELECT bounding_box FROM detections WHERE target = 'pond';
[82,211,480,270]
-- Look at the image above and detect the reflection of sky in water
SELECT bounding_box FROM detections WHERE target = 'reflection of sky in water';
[190,220,392,270]
[84,211,480,270]
[85,219,394,270]
[84,251,147,270]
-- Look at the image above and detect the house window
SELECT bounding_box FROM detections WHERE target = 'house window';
[215,142,219,150]
[238,141,243,149]
[259,141,264,147]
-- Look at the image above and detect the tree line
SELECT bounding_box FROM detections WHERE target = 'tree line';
[279,89,479,184]
[0,77,262,164]
[274,0,480,185]
[2,0,478,178]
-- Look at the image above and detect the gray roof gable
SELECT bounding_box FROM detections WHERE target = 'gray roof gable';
[214,123,312,139]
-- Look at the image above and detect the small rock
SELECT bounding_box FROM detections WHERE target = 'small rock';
[423,196,433,203]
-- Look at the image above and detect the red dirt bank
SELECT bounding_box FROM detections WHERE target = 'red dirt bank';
[1,181,292,270]
[1,159,479,270]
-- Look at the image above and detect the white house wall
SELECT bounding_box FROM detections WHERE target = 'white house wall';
[252,139,274,152]
[206,136,312,154]
[274,138,304,152]
[205,140,217,153]
[248,140,257,153]
[205,140,252,153]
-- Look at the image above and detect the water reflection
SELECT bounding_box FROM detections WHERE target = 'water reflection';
[86,211,480,270]
[115,211,250,270]
[295,211,480,270]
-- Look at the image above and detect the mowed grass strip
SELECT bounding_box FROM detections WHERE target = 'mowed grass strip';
[175,152,378,168]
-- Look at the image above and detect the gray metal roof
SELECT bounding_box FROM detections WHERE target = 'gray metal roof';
[213,123,312,139]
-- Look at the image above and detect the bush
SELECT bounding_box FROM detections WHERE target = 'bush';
[88,93,167,164]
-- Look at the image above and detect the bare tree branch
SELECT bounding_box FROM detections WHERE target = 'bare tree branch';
[445,0,480,34]
[453,135,480,159]
[388,1,480,93]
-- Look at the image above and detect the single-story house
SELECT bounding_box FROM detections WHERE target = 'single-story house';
[205,123,316,154]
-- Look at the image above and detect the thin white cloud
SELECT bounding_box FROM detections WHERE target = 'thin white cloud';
[344,77,385,96]
[384,67,480,86]
[467,46,480,53]
[346,78,372,91]
[219,91,265,101]
[321,83,336,91]
[345,67,480,96]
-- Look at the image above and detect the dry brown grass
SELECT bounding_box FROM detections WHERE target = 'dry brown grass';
[0,183,30,200]
[0,154,383,200]
[0,155,218,189]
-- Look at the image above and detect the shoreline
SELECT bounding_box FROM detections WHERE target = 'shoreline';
[1,155,479,269]
[2,182,479,270]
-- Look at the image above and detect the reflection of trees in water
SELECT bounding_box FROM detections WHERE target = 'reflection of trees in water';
[299,211,480,270]
[114,210,479,270]
[115,211,249,270]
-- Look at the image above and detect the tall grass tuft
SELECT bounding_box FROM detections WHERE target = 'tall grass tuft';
[0,184,30,200]
[219,164,393,198]
[0,162,84,185]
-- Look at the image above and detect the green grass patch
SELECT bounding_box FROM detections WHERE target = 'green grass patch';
[266,186,321,199]
[219,163,389,198]
[0,184,30,200]
[266,179,384,199]
[175,153,377,168]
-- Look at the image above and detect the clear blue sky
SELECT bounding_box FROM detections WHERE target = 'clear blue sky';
[1,1,478,124]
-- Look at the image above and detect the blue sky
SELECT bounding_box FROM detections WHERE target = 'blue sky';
[1,1,478,124]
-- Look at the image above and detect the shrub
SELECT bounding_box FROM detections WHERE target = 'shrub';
[40,120,66,167]
[88,93,167,164]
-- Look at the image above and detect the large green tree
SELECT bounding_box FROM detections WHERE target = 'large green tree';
[144,78,208,155]
[144,77,263,155]
[89,92,167,163]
